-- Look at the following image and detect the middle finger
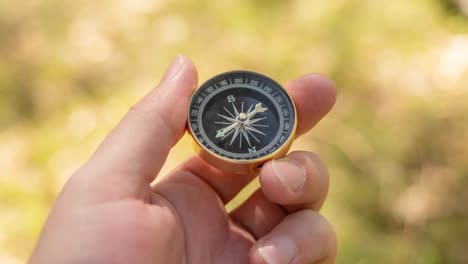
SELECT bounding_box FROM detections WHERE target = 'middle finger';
[260,151,329,212]
[229,151,329,238]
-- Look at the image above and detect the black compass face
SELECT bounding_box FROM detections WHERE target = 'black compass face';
[188,71,295,161]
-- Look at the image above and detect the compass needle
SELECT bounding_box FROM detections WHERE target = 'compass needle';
[215,130,224,138]
[221,127,236,140]
[246,103,268,119]
[188,71,296,174]
[221,122,238,135]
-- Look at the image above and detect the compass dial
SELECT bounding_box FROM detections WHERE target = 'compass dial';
[188,71,296,172]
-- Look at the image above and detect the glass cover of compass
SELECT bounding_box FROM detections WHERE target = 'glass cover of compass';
[187,71,296,173]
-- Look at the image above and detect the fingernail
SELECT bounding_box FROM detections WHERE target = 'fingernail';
[163,55,185,81]
[257,235,297,264]
[271,158,306,194]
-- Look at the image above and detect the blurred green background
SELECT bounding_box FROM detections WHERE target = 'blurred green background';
[1,0,468,263]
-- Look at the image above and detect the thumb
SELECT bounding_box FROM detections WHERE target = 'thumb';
[81,55,197,195]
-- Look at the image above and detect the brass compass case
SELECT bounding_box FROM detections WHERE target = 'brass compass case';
[187,71,297,174]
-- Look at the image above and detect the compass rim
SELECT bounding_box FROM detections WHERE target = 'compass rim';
[187,70,297,173]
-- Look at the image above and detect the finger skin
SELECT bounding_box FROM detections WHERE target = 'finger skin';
[286,74,336,136]
[250,210,337,264]
[77,56,198,199]
[230,190,287,239]
[180,74,336,204]
[153,170,254,263]
[178,155,255,204]
[260,151,329,211]
[229,151,329,238]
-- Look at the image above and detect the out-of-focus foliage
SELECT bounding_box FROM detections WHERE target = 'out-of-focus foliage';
[1,0,467,263]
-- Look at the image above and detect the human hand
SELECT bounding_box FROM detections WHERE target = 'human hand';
[29,55,337,264]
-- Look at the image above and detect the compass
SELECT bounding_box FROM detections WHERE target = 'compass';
[187,71,297,174]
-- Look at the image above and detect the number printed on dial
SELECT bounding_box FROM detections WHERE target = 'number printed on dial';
[188,71,296,161]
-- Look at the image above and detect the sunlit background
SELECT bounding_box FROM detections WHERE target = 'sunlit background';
[1,0,468,263]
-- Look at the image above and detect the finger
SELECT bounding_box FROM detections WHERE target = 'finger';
[230,190,287,239]
[180,74,336,203]
[82,55,197,192]
[177,155,255,204]
[286,74,336,137]
[229,151,329,238]
[260,151,329,211]
[250,210,337,264]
